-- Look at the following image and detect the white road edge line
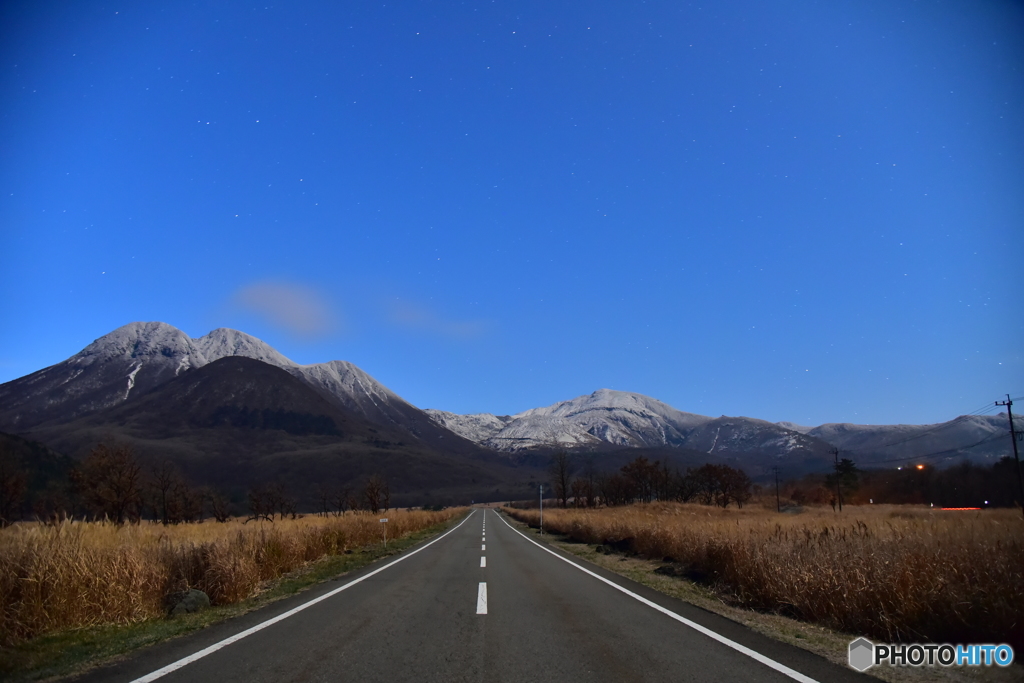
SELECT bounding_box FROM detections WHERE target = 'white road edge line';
[477,582,488,614]
[481,556,487,568]
[492,510,820,683]
[129,510,479,683]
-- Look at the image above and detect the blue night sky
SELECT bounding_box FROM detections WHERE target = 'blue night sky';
[1,1,1022,426]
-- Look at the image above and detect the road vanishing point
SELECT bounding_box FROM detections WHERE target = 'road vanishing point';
[79,509,870,682]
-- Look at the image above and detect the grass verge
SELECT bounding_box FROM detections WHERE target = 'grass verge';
[499,510,1022,683]
[0,513,465,682]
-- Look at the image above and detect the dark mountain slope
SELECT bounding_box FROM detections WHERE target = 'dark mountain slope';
[23,357,537,505]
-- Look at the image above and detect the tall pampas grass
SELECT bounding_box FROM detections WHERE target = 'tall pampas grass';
[0,509,462,645]
[508,503,1024,649]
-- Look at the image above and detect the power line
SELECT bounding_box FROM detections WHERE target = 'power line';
[859,433,1004,465]
[797,432,1007,475]
[840,401,1001,454]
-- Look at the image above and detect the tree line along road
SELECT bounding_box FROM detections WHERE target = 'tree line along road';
[78,509,870,683]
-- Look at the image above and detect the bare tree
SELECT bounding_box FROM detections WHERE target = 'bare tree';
[653,460,672,502]
[266,481,295,520]
[245,485,274,523]
[79,442,143,524]
[621,457,656,504]
[689,465,721,506]
[149,460,178,525]
[207,487,231,522]
[174,478,203,522]
[599,472,633,507]
[364,474,386,514]
[347,489,362,514]
[314,483,331,517]
[333,485,351,516]
[550,451,573,508]
[718,466,753,508]
[582,456,598,507]
[673,467,700,503]
[681,464,752,508]
[569,477,588,507]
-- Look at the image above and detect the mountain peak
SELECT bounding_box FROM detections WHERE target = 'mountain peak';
[76,322,202,371]
[195,328,295,367]
[427,389,716,452]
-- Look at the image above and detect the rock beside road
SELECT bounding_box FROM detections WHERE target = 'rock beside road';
[167,589,210,617]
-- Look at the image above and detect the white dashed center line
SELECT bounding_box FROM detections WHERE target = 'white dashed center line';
[481,544,486,551]
[476,582,488,614]
[480,556,486,568]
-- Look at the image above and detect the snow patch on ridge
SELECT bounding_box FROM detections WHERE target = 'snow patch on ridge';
[124,363,142,400]
[423,410,511,443]
[60,368,84,385]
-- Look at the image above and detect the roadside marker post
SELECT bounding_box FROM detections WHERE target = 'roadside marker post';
[539,484,543,535]
[380,518,388,548]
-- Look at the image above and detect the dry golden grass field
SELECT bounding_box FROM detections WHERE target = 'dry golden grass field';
[507,503,1024,652]
[0,508,463,646]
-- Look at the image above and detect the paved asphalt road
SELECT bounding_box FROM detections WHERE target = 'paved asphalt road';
[77,509,870,682]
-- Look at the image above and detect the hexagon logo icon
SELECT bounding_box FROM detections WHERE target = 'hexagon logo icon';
[848,638,874,671]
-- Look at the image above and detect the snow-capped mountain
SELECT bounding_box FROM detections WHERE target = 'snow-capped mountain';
[3,322,1014,468]
[497,389,711,450]
[0,322,207,428]
[425,389,1014,465]
[0,322,473,449]
[427,389,831,458]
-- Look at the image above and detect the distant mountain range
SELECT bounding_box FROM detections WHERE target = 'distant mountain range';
[426,391,1015,467]
[0,322,1017,505]
[425,389,833,459]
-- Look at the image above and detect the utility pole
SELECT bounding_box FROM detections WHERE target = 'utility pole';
[995,395,1024,520]
[830,447,843,512]
[539,483,544,535]
[772,466,781,513]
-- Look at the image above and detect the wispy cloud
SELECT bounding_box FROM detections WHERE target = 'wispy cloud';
[232,280,338,338]
[387,300,487,340]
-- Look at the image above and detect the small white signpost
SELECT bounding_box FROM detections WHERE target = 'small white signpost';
[380,518,388,548]
[539,484,543,535]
